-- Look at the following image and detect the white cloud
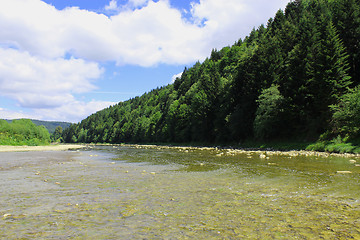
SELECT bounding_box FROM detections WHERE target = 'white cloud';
[128,0,150,8]
[104,0,151,14]
[171,72,183,83]
[190,0,289,50]
[0,0,289,66]
[34,100,116,123]
[105,0,118,11]
[0,0,64,58]
[0,0,289,122]
[0,47,110,121]
[0,48,102,108]
[1,102,117,123]
[0,108,36,120]
[110,0,207,66]
[0,100,116,123]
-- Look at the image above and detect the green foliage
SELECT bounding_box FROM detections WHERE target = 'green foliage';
[331,0,360,86]
[5,119,71,134]
[0,119,50,146]
[30,120,70,134]
[51,126,63,143]
[306,135,360,153]
[324,142,357,153]
[254,85,285,139]
[62,0,360,153]
[330,86,360,138]
[306,142,327,152]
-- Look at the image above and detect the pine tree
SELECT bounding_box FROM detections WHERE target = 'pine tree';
[331,0,360,86]
[305,19,352,135]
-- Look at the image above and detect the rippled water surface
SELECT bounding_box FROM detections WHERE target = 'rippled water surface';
[1,145,360,239]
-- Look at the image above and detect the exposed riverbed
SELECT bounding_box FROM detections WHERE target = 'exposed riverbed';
[1,145,360,239]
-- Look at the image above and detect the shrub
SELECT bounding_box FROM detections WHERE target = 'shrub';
[254,85,285,140]
[330,86,360,138]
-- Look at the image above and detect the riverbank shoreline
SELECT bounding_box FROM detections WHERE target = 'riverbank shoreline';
[97,143,360,159]
[0,144,86,152]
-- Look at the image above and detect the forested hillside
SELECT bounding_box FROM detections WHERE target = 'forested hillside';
[63,0,360,151]
[0,119,50,145]
[5,119,71,134]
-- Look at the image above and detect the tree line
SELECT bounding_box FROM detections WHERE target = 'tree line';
[63,0,360,151]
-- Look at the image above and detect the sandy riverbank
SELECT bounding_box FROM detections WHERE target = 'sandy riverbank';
[0,144,86,152]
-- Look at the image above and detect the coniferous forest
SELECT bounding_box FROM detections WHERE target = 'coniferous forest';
[63,0,360,152]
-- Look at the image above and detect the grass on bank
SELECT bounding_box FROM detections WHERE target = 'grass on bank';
[306,136,360,154]
[238,139,360,154]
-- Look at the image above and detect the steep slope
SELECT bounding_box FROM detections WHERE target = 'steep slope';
[63,0,360,145]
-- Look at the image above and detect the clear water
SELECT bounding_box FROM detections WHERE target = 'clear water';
[1,145,359,239]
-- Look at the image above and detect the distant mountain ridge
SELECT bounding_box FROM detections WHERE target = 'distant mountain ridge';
[4,119,71,134]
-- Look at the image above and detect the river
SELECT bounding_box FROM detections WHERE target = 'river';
[1,145,359,239]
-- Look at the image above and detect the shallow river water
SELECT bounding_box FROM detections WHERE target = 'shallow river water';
[0,145,360,239]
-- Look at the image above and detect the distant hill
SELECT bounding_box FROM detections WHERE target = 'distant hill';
[5,119,71,134]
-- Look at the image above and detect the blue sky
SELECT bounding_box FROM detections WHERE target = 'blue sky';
[0,0,289,122]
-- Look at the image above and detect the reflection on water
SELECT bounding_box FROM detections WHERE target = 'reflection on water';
[0,145,360,239]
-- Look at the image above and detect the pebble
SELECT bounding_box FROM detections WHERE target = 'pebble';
[267,163,277,166]
[336,171,352,174]
[3,214,11,219]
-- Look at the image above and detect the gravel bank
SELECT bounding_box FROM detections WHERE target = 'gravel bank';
[0,144,85,152]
